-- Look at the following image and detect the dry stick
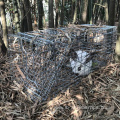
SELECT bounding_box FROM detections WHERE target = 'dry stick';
[95,76,107,84]
[14,63,28,98]
[105,63,120,70]
[112,96,120,104]
[15,63,32,88]
[15,63,26,81]
[95,80,107,87]
[113,100,120,110]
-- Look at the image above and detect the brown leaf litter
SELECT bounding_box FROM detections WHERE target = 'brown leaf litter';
[0,58,120,120]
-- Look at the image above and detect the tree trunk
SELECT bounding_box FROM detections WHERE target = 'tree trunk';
[0,0,7,62]
[23,0,33,31]
[78,0,81,23]
[117,0,120,21]
[55,0,59,27]
[60,0,64,26]
[115,36,120,62]
[13,0,20,32]
[108,0,115,26]
[33,0,37,27]
[103,0,109,24]
[0,35,7,57]
[49,0,54,28]
[71,1,75,22]
[9,12,15,33]
[37,0,43,29]
[73,0,78,24]
[80,0,88,24]
[0,0,8,48]
[88,0,93,24]
[115,0,120,62]
[20,2,28,32]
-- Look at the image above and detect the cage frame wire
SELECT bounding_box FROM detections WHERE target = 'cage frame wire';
[8,25,117,102]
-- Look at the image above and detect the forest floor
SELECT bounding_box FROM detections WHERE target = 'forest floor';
[0,24,120,120]
[0,56,120,120]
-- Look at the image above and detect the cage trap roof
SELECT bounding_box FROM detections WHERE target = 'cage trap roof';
[8,24,117,43]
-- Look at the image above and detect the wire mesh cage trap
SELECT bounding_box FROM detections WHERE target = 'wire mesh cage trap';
[8,24,117,102]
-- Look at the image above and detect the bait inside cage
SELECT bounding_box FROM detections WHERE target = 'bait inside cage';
[8,25,117,102]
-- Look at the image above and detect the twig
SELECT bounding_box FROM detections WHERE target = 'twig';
[15,63,26,81]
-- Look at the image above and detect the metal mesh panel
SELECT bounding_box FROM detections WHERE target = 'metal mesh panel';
[8,25,117,102]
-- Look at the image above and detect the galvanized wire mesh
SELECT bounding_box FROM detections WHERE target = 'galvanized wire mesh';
[8,25,117,102]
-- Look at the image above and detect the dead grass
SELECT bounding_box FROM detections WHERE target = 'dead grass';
[0,58,120,120]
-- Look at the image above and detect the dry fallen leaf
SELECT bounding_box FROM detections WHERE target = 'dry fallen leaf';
[6,116,13,120]
[65,88,70,97]
[106,101,115,116]
[32,100,38,115]
[75,94,83,101]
